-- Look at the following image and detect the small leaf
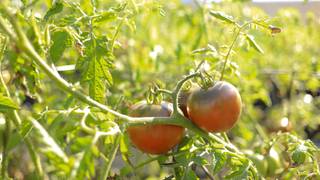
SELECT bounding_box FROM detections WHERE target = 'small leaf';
[44,2,64,21]
[210,11,235,24]
[31,119,68,163]
[184,169,197,180]
[94,11,117,23]
[212,151,227,174]
[19,120,33,138]
[292,145,307,164]
[49,31,72,62]
[246,34,264,54]
[0,94,19,112]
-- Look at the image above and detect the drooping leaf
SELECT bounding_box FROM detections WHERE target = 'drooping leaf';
[0,94,19,112]
[44,2,64,21]
[49,31,72,62]
[246,34,264,54]
[31,119,68,163]
[210,11,235,24]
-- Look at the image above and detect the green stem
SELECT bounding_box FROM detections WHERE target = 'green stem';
[0,33,43,178]
[99,135,121,180]
[172,73,200,114]
[220,28,241,81]
[1,116,10,178]
[221,132,231,144]
[220,21,253,81]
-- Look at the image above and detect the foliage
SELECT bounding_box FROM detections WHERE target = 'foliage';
[0,0,319,179]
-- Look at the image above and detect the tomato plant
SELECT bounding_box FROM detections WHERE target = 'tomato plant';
[127,101,184,154]
[0,0,319,179]
[187,81,242,132]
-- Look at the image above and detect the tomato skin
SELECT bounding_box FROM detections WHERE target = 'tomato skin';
[127,101,185,154]
[187,81,242,132]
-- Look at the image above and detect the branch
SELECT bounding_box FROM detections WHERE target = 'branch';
[172,73,200,114]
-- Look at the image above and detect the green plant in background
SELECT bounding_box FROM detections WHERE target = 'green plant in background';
[0,0,319,179]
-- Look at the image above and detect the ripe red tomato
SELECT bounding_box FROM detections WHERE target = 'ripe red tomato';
[187,81,242,132]
[127,101,185,154]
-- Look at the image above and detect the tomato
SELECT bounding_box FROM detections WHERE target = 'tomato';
[266,148,281,176]
[187,81,242,132]
[127,101,185,154]
[244,150,267,176]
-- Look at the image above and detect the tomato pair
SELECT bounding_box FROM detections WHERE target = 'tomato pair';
[127,81,242,154]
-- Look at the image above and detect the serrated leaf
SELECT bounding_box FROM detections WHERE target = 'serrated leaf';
[44,2,64,21]
[210,11,235,24]
[292,145,307,164]
[246,34,264,54]
[94,11,117,23]
[49,31,72,62]
[77,38,113,103]
[0,94,19,112]
[212,151,227,174]
[31,119,68,163]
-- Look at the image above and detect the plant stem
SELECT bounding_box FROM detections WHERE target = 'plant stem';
[99,135,121,180]
[220,28,241,81]
[0,34,43,178]
[172,73,200,114]
[1,116,10,179]
[219,21,253,81]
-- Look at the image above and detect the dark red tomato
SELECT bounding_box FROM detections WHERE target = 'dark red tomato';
[187,81,242,132]
[127,101,185,154]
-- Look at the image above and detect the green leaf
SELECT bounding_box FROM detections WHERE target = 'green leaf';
[212,151,227,174]
[0,94,19,112]
[19,120,33,138]
[74,148,94,179]
[246,34,264,54]
[183,169,197,180]
[94,11,117,23]
[49,31,72,62]
[292,145,307,164]
[31,119,68,163]
[44,2,64,21]
[210,11,235,24]
[77,38,113,103]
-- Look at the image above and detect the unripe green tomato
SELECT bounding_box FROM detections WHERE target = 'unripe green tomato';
[250,154,267,176]
[244,150,267,176]
[266,148,281,177]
